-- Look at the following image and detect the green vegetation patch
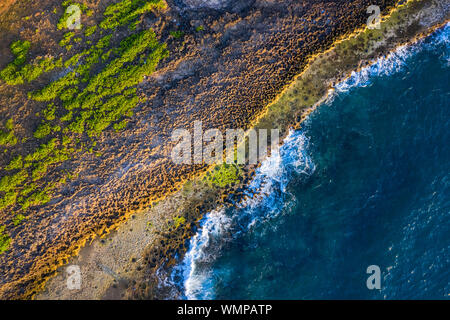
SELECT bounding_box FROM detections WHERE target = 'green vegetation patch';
[172,215,186,229]
[204,164,240,188]
[0,119,18,146]
[0,226,11,254]
[5,156,23,171]
[59,32,75,47]
[13,214,26,226]
[170,30,184,39]
[84,25,97,37]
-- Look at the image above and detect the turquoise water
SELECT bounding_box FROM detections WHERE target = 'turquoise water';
[173,24,450,300]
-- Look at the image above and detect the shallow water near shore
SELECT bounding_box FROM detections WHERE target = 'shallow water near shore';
[171,24,450,300]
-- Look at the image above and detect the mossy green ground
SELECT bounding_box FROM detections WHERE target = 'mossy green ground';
[0,225,10,254]
[0,0,168,253]
[204,163,240,188]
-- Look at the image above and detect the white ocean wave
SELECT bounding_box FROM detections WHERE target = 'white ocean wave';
[335,22,449,94]
[180,208,232,299]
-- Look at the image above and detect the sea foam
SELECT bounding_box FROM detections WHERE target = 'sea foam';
[335,22,449,94]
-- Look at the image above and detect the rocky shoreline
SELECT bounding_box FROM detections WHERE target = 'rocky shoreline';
[35,0,449,299]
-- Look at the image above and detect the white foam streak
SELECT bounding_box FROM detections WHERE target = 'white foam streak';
[335,45,413,93]
[335,22,450,94]
[181,209,231,299]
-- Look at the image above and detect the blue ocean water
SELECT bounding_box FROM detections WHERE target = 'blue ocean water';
[173,24,450,300]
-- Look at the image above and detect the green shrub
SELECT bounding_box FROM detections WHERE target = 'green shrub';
[29,71,79,101]
[60,111,73,122]
[64,52,85,68]
[204,164,240,188]
[42,103,57,121]
[0,119,18,146]
[10,40,31,66]
[20,56,62,82]
[59,32,75,47]
[5,155,23,171]
[1,53,61,85]
[113,119,128,131]
[5,119,13,131]
[13,214,26,226]
[0,226,10,255]
[0,130,17,146]
[60,88,78,101]
[173,215,186,229]
[32,162,49,181]
[21,189,51,210]
[0,191,18,210]
[0,170,28,193]
[84,25,97,37]
[170,30,184,39]
[24,138,58,162]
[34,122,52,139]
